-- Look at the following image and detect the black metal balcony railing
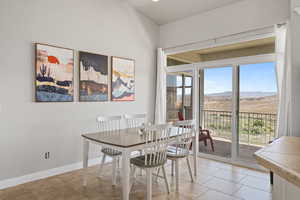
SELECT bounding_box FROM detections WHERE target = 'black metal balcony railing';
[203,110,277,146]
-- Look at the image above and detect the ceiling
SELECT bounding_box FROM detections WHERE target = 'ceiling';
[127,0,242,25]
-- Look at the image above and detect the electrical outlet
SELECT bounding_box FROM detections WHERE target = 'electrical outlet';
[44,152,50,159]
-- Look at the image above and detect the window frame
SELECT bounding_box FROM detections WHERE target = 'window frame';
[166,73,193,122]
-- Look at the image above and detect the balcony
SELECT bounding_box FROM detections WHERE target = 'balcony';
[201,109,277,161]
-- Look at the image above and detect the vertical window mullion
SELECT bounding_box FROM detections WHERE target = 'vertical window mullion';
[232,64,240,160]
[182,75,185,117]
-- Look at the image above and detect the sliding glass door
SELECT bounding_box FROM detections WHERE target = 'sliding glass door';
[197,62,277,163]
[199,66,233,158]
[165,54,277,167]
[238,62,278,162]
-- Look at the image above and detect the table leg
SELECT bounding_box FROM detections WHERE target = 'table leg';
[122,150,130,200]
[192,137,198,177]
[146,168,152,200]
[82,138,89,186]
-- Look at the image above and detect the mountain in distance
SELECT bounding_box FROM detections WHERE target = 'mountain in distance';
[206,91,276,99]
[80,63,107,85]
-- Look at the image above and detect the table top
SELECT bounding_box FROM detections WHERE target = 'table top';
[254,136,300,188]
[82,127,184,148]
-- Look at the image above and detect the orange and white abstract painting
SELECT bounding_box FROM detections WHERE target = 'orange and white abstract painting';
[35,43,74,102]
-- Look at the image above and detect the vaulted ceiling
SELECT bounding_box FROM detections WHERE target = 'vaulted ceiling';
[127,0,242,25]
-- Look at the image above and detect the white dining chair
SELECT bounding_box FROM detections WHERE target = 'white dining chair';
[124,114,147,128]
[130,124,172,200]
[124,114,148,176]
[96,115,122,186]
[166,120,195,191]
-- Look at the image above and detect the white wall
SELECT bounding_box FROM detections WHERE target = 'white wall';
[291,0,300,136]
[159,0,290,48]
[0,0,159,181]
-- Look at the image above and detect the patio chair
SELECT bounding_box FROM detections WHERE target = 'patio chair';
[178,112,214,152]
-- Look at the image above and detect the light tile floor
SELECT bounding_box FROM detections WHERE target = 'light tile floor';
[0,157,272,200]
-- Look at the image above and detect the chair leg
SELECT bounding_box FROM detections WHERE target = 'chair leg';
[204,139,207,146]
[98,154,106,177]
[270,171,274,185]
[130,165,137,190]
[131,165,137,179]
[117,156,120,169]
[155,167,160,182]
[171,160,174,176]
[161,166,170,194]
[175,159,179,191]
[186,157,194,182]
[146,168,152,200]
[209,138,215,152]
[112,157,117,186]
[139,150,143,176]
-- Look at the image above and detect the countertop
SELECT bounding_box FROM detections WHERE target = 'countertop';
[254,136,300,188]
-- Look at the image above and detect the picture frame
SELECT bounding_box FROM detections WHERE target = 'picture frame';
[35,43,74,102]
[79,51,109,102]
[111,56,135,101]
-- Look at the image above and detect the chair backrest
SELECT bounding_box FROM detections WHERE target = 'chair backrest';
[143,124,172,167]
[96,115,122,132]
[173,120,195,151]
[124,114,147,128]
[178,112,184,121]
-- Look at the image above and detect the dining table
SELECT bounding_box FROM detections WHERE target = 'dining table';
[81,126,198,200]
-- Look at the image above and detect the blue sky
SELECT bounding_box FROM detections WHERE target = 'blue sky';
[204,62,278,94]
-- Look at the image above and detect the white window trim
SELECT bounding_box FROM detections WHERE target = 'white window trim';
[166,53,276,72]
[164,26,275,55]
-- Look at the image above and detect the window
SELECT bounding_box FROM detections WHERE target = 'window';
[166,72,193,122]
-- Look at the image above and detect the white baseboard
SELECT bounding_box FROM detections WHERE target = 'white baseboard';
[0,157,112,190]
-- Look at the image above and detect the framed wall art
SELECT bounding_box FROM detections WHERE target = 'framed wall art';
[111,56,135,101]
[79,51,108,102]
[35,43,74,102]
